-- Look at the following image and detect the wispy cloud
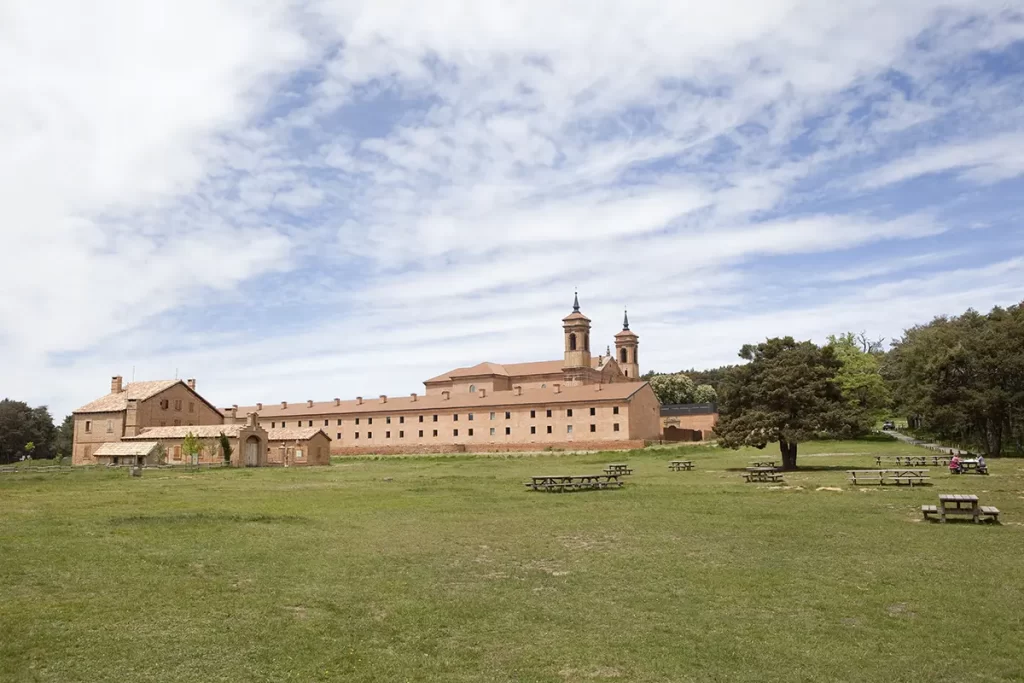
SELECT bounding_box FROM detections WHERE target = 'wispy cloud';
[2,0,1023,416]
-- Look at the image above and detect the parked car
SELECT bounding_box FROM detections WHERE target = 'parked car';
[882,421,895,431]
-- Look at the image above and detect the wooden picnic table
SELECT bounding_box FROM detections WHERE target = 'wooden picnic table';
[873,455,937,467]
[669,460,694,471]
[604,463,633,475]
[743,467,784,483]
[751,461,776,468]
[957,459,988,474]
[938,494,979,523]
[525,474,622,492]
[847,469,930,487]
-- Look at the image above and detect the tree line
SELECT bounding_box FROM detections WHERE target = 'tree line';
[0,400,73,465]
[647,300,1023,469]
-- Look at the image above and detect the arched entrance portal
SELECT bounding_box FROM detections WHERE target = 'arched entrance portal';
[245,435,261,467]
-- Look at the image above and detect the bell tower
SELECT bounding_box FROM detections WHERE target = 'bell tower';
[562,292,592,386]
[614,309,640,379]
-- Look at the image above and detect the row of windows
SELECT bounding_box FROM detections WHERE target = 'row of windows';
[157,399,195,412]
[340,424,620,440]
[272,406,620,429]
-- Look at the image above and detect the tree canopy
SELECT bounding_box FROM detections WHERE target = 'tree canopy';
[647,373,717,405]
[883,302,1024,456]
[826,332,892,434]
[715,337,848,470]
[0,400,58,464]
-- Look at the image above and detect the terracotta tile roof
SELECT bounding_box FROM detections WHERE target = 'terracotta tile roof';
[236,381,650,419]
[125,425,244,440]
[425,361,512,383]
[93,442,160,457]
[266,428,328,442]
[501,360,566,376]
[428,358,604,384]
[74,380,182,414]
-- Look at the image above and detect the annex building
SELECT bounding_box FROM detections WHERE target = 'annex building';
[71,296,661,462]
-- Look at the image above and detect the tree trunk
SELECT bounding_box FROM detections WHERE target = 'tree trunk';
[779,439,798,471]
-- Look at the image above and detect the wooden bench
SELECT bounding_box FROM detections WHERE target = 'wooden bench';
[980,506,1000,522]
[669,460,694,471]
[848,469,929,487]
[743,469,784,483]
[921,504,938,520]
[525,474,623,492]
[604,464,633,476]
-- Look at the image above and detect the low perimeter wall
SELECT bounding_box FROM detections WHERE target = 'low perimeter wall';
[331,439,646,456]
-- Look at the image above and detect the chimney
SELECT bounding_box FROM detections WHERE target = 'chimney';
[334,398,341,407]
[513,385,522,396]
[379,395,387,404]
[247,412,257,427]
[231,404,239,418]
[111,375,123,394]
[356,397,363,405]
[281,401,288,409]
[307,399,314,408]
[410,393,418,402]
[186,378,196,390]
[125,398,139,436]
[441,390,451,401]
[479,388,487,398]
[256,402,263,411]
[553,383,561,394]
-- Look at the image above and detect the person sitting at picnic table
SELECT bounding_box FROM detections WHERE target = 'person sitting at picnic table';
[976,454,987,473]
[949,454,961,474]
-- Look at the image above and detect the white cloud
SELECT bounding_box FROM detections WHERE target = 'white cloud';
[2,0,1023,417]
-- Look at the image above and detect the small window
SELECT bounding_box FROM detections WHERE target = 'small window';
[505,427,511,435]
[530,410,536,418]
[160,399,169,410]
[386,417,391,424]
[613,406,619,415]
[419,415,424,423]
[337,432,342,439]
[567,425,573,434]
[469,385,477,393]
[490,412,496,420]
[468,428,474,436]
[106,420,113,433]
[367,432,372,439]
[433,429,438,437]
[505,411,511,419]
[541,384,546,389]
[590,424,596,432]
[308,420,313,427]
[356,418,360,425]
[174,399,182,411]
[590,407,596,416]
[546,409,552,418]
[454,414,459,421]
[368,417,373,425]
[613,423,620,432]
[189,402,195,413]
[386,431,391,439]
[530,426,536,434]
[399,416,405,424]
[324,420,329,426]
[399,431,404,438]
[432,415,438,422]
[337,419,342,425]
[547,425,553,434]
[173,419,181,426]
[567,409,573,417]
[85,420,92,433]
[282,422,286,427]
[490,427,496,436]
[453,429,459,437]
[355,432,359,439]
[296,449,304,459]
[419,430,424,437]
[468,413,474,421]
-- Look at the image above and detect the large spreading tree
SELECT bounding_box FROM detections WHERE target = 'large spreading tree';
[715,337,848,470]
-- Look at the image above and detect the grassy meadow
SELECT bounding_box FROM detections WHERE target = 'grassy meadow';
[1,437,1023,682]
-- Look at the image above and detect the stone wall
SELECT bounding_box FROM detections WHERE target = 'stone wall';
[330,439,645,457]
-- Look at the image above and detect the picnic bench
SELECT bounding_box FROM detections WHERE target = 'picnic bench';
[743,467,784,483]
[603,463,633,476]
[957,459,989,475]
[669,460,694,471]
[525,474,623,492]
[873,455,938,467]
[848,469,929,486]
[751,461,776,468]
[922,496,1000,523]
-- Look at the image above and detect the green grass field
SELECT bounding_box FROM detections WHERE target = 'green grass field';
[2,438,1023,682]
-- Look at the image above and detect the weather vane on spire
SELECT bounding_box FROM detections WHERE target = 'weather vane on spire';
[623,308,630,330]
[573,290,580,312]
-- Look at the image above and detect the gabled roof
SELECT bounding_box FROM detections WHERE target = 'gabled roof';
[235,381,651,418]
[74,380,181,414]
[94,442,160,457]
[124,425,245,440]
[426,357,610,385]
[74,379,224,416]
[267,428,329,442]
[425,362,511,383]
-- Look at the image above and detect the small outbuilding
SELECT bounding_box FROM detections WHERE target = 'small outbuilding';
[93,441,160,466]
[266,428,332,466]
[123,413,269,467]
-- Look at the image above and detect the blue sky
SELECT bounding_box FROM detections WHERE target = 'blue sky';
[3,1,1024,418]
